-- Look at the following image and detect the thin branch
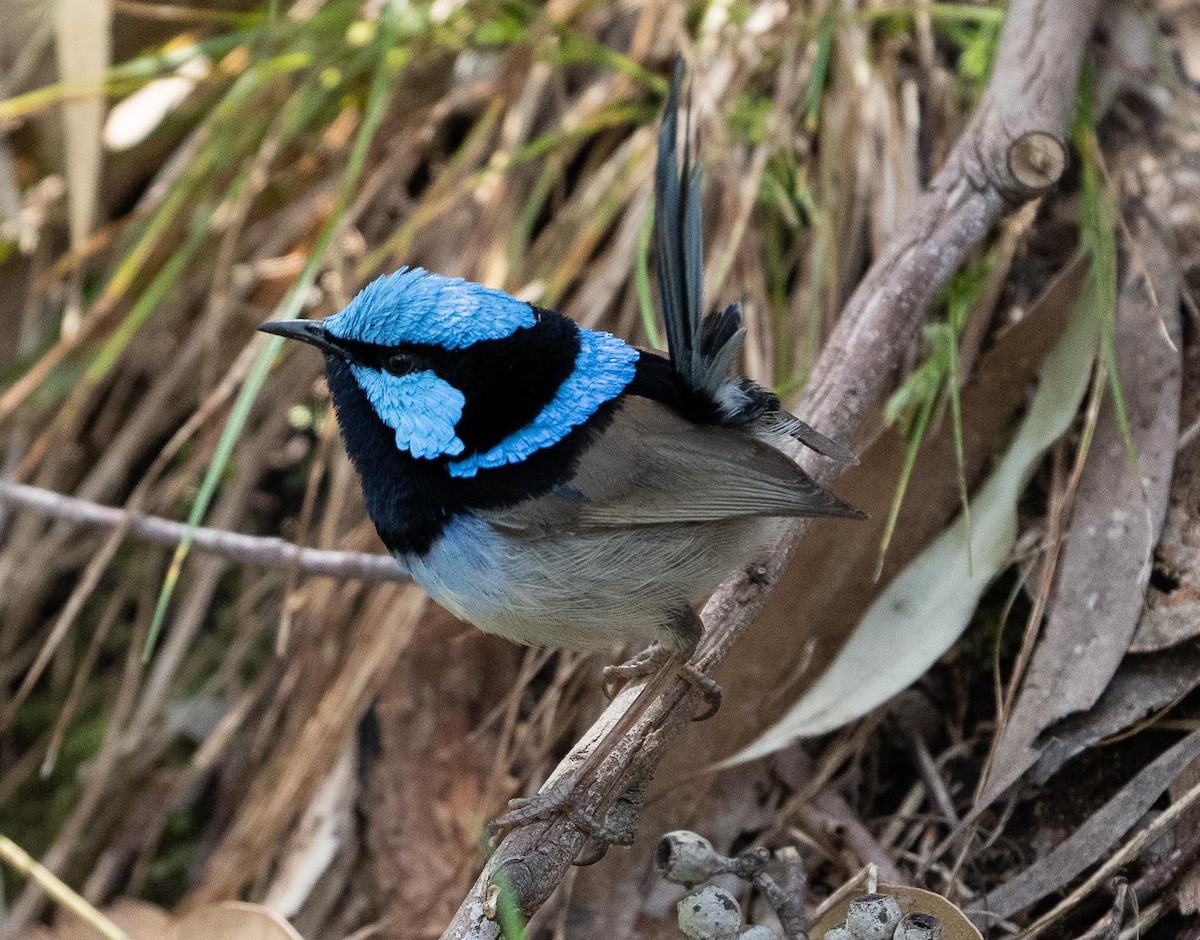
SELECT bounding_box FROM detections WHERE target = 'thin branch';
[442,1,1102,936]
[0,481,406,582]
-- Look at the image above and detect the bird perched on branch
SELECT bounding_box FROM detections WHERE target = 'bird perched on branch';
[261,58,861,719]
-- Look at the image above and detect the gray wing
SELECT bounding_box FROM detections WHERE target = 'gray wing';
[482,397,862,535]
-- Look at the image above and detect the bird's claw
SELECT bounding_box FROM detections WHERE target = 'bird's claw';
[602,643,669,700]
[603,645,721,721]
[486,781,574,842]
[679,663,722,721]
[486,779,643,866]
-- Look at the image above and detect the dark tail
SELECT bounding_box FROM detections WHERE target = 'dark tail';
[656,57,856,466]
[655,56,746,396]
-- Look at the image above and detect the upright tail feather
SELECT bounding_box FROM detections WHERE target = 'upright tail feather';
[655,57,856,466]
[655,56,747,396]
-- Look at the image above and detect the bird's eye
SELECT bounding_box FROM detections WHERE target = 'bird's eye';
[384,352,415,376]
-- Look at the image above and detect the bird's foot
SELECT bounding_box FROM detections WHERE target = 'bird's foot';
[602,642,670,699]
[486,779,645,865]
[486,780,572,843]
[603,644,721,721]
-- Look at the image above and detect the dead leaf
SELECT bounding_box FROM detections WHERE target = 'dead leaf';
[974,726,1200,929]
[696,256,1087,766]
[1171,752,1200,914]
[978,212,1181,807]
[812,885,982,940]
[174,902,302,940]
[1131,340,1200,652]
[97,901,173,940]
[1032,643,1200,784]
[24,898,168,940]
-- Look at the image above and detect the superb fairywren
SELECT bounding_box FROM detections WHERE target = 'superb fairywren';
[260,61,861,705]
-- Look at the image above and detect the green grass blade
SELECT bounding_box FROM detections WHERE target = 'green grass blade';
[877,389,936,581]
[945,324,972,572]
[143,7,404,660]
[1075,66,1139,482]
[807,1,837,131]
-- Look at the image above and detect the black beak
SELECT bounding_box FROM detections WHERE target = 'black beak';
[257,319,346,357]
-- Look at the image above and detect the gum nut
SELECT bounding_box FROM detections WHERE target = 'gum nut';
[739,926,780,939]
[678,885,744,940]
[658,831,721,886]
[893,912,943,940]
[845,894,902,940]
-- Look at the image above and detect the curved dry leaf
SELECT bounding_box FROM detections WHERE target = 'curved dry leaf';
[24,899,172,940]
[101,900,174,940]
[979,216,1181,807]
[732,264,1099,761]
[975,726,1200,928]
[812,885,982,940]
[1033,644,1200,783]
[979,725,1200,931]
[174,902,303,940]
[698,257,1086,769]
[1131,342,1200,653]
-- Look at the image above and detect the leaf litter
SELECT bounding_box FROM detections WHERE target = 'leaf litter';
[977,178,1184,808]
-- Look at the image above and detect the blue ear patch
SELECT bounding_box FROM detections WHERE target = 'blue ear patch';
[325,267,535,349]
[447,328,638,477]
[350,366,466,459]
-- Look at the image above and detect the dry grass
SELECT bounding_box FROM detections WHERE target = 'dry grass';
[2,2,1200,939]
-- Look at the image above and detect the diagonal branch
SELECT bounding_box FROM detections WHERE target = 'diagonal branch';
[0,481,406,582]
[442,1,1101,936]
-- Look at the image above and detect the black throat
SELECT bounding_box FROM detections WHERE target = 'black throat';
[324,350,619,557]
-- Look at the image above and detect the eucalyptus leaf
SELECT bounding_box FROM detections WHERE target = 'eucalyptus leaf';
[729,268,1099,762]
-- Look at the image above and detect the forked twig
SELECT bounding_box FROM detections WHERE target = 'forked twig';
[442,2,1102,936]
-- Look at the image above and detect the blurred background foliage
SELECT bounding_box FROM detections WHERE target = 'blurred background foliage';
[2,1,1200,939]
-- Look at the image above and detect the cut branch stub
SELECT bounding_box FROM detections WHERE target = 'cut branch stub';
[1007,132,1068,192]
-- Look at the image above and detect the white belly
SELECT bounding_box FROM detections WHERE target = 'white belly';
[400,512,779,652]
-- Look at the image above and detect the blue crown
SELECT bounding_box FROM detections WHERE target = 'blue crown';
[325,267,536,348]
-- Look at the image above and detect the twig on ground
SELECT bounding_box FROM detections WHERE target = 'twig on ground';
[1011,774,1200,940]
[441,2,1102,936]
[0,480,405,582]
[1075,824,1200,940]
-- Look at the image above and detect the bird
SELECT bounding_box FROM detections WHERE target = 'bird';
[259,59,861,721]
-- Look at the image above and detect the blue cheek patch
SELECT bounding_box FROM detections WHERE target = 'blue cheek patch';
[447,329,638,478]
[351,366,466,459]
[325,267,535,348]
